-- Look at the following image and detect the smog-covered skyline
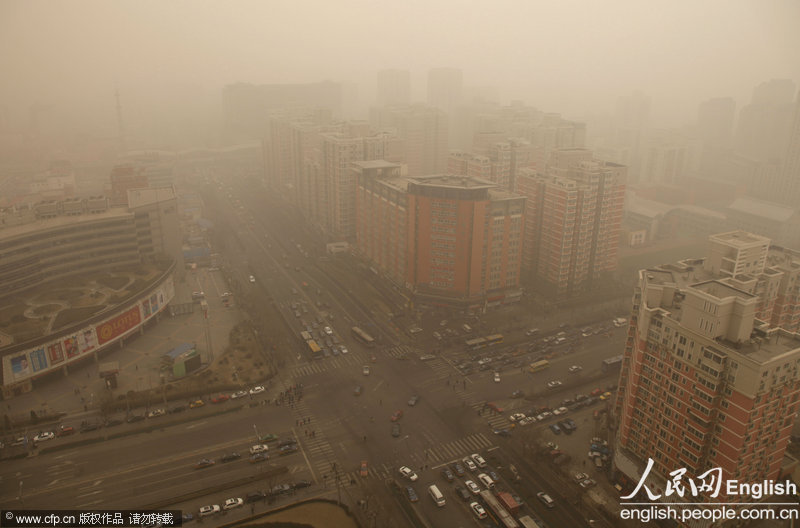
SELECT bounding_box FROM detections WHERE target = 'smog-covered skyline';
[2,0,800,138]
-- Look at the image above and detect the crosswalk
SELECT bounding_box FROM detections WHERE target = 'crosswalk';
[290,353,365,377]
[382,344,417,360]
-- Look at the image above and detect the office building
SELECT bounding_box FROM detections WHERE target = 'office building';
[614,231,800,507]
[371,104,448,176]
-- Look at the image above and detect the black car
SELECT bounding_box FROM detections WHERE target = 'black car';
[80,422,101,433]
[441,468,454,481]
[221,452,241,463]
[454,485,471,502]
[126,414,145,423]
[279,444,299,456]
[391,423,401,437]
[104,418,123,428]
[245,491,266,503]
[278,438,297,449]
[168,405,186,414]
[271,483,292,496]
[292,480,312,490]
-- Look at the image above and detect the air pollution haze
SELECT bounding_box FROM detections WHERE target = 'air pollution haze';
[2,0,800,142]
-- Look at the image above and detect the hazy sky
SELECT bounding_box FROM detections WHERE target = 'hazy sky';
[2,0,800,134]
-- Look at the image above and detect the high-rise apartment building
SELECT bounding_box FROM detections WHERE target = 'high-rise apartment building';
[377,69,411,107]
[614,231,800,507]
[355,171,524,309]
[516,148,626,297]
[370,105,448,176]
[734,79,796,163]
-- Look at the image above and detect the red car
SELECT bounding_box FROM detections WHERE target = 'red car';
[211,394,230,404]
[590,388,603,397]
[56,426,75,437]
[391,410,404,422]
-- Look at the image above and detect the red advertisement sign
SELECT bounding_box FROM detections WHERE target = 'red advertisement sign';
[96,306,141,345]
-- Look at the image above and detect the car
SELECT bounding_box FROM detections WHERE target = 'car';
[198,505,220,518]
[339,346,348,354]
[245,491,266,503]
[223,498,244,511]
[465,480,481,495]
[455,485,471,501]
[249,453,269,463]
[568,365,583,373]
[56,425,75,437]
[399,466,418,481]
[509,412,526,423]
[537,491,555,508]
[470,501,488,519]
[360,460,368,477]
[526,328,541,336]
[362,365,371,376]
[553,406,568,416]
[550,423,562,435]
[194,459,215,470]
[471,453,487,468]
[590,388,603,397]
[463,457,477,472]
[189,400,204,408]
[104,418,123,428]
[493,372,501,383]
[34,431,55,442]
[441,467,455,481]
[493,428,511,437]
[519,417,536,426]
[477,473,494,489]
[453,462,465,476]
[259,433,279,443]
[230,390,248,399]
[391,410,404,422]
[271,483,292,496]
[191,291,205,299]
[181,513,194,523]
[574,472,589,482]
[391,423,401,437]
[547,442,559,450]
[148,408,166,417]
[126,414,145,423]
[487,402,504,413]
[354,385,363,396]
[600,391,613,400]
[169,404,186,414]
[488,470,500,483]
[221,452,241,463]
[278,438,297,448]
[249,386,265,395]
[249,275,256,283]
[406,486,419,502]
[323,326,333,336]
[510,389,524,399]
[293,480,312,490]
[564,418,577,430]
[407,395,419,406]
[547,380,563,389]
[279,444,299,456]
[249,444,269,455]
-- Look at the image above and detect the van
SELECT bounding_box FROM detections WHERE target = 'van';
[428,484,446,507]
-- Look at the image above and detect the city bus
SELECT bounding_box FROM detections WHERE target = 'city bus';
[351,326,375,347]
[529,359,550,373]
[307,340,322,359]
[465,337,487,351]
[479,490,519,528]
[485,334,504,346]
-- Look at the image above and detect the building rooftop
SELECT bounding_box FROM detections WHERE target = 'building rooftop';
[351,160,402,170]
[710,230,771,247]
[0,206,132,240]
[728,197,797,223]
[410,174,497,190]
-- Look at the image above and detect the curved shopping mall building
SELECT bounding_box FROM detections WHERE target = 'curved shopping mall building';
[0,188,182,398]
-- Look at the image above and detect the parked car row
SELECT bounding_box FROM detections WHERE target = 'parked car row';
[198,481,312,517]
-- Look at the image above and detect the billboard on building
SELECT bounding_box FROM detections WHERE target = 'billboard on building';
[96,306,142,345]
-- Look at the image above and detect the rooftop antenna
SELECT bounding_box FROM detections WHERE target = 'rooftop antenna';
[115,88,126,154]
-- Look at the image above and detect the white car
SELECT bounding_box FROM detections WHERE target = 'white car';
[462,457,477,472]
[493,372,500,383]
[249,275,256,283]
[519,416,536,426]
[323,326,333,336]
[471,453,487,468]
[477,473,494,489]
[249,444,269,455]
[362,365,370,376]
[470,501,487,519]
[547,380,563,389]
[249,386,265,395]
[509,413,526,423]
[398,466,418,481]
[553,406,569,416]
[465,480,481,494]
[199,505,220,517]
[223,498,244,510]
[230,390,248,399]
[339,346,348,354]
[147,408,166,418]
[34,432,55,442]
[568,365,583,373]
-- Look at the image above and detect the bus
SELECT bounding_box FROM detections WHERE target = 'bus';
[300,331,312,342]
[518,516,545,528]
[529,359,550,373]
[465,337,487,351]
[602,355,623,373]
[307,340,322,359]
[479,490,519,528]
[351,326,375,347]
[485,334,504,346]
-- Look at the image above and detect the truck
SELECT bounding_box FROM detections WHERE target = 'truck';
[497,491,521,516]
